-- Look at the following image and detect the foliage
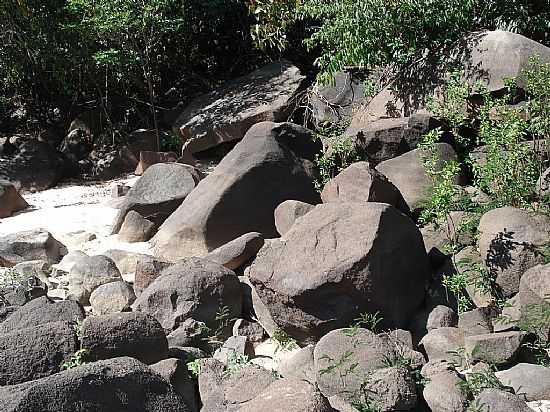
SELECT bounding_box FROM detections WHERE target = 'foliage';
[186,358,201,379]
[223,352,250,377]
[249,0,300,52]
[442,270,473,314]
[517,298,550,366]
[343,311,383,337]
[459,367,508,399]
[313,122,359,191]
[0,0,258,133]
[472,98,539,208]
[249,0,550,84]
[272,328,299,351]
[61,348,90,370]
[419,129,462,227]
[204,305,234,350]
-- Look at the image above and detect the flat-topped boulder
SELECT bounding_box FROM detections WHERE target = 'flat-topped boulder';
[173,60,307,154]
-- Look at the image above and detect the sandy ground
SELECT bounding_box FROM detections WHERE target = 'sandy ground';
[530,401,550,412]
[0,175,152,256]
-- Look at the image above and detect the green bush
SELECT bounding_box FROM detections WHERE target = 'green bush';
[250,0,550,84]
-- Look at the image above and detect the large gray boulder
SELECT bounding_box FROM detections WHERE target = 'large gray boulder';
[0,140,69,191]
[347,114,440,164]
[111,163,200,234]
[152,122,321,260]
[376,143,460,213]
[81,312,168,364]
[198,359,276,412]
[420,327,465,363]
[133,257,242,332]
[464,331,525,365]
[0,229,67,267]
[423,370,468,412]
[67,254,122,304]
[0,321,79,385]
[475,389,531,412]
[0,296,84,334]
[173,60,307,154]
[478,207,550,297]
[0,181,28,218]
[237,378,333,412]
[314,328,424,401]
[496,363,550,401]
[347,30,550,124]
[518,263,550,341]
[0,357,191,412]
[248,202,428,342]
[321,161,409,214]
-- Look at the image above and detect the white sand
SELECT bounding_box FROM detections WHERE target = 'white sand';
[0,176,152,256]
[530,401,550,412]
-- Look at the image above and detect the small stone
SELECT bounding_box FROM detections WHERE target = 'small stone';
[89,280,136,315]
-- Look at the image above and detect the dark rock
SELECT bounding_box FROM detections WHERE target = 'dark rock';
[134,151,179,175]
[89,145,139,180]
[81,312,168,364]
[465,331,526,365]
[118,210,156,243]
[205,232,264,270]
[310,71,365,126]
[111,163,200,234]
[279,344,316,384]
[518,263,550,341]
[198,359,277,412]
[348,31,550,124]
[420,327,465,362]
[320,161,410,214]
[314,328,424,401]
[248,202,429,342]
[496,363,550,401]
[0,140,69,191]
[133,257,242,332]
[0,296,84,334]
[423,370,468,412]
[150,358,199,412]
[427,305,458,331]
[0,357,191,412]
[0,321,78,385]
[0,181,28,217]
[376,143,460,214]
[475,388,531,412]
[237,378,333,412]
[152,121,321,260]
[232,319,265,343]
[134,257,172,296]
[458,308,494,336]
[167,318,210,349]
[67,254,122,304]
[103,249,153,277]
[357,366,418,411]
[0,229,67,267]
[347,114,440,164]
